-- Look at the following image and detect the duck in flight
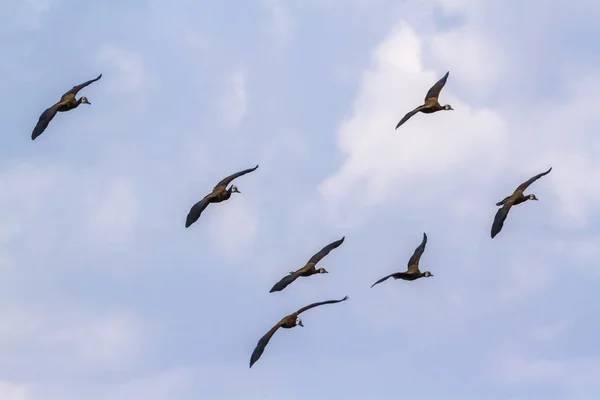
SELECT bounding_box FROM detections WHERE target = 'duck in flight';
[31,74,102,140]
[371,233,432,288]
[491,167,552,238]
[249,296,349,368]
[185,164,259,228]
[269,236,345,293]
[395,71,453,129]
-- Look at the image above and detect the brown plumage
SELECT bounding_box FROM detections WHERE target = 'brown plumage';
[395,71,453,129]
[249,296,349,368]
[491,167,552,238]
[371,233,432,288]
[31,74,102,140]
[185,164,259,228]
[269,236,345,293]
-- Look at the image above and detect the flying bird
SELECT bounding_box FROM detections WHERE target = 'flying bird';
[269,236,345,293]
[491,167,552,238]
[185,164,259,228]
[249,296,349,368]
[395,71,453,129]
[371,233,432,288]
[31,74,102,140]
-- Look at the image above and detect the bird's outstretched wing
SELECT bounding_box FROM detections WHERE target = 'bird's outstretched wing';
[306,236,345,266]
[269,272,301,293]
[407,232,427,269]
[424,71,449,102]
[515,167,552,192]
[249,321,283,368]
[295,296,349,315]
[491,203,512,238]
[31,103,60,140]
[60,74,102,100]
[371,272,411,287]
[185,194,215,228]
[395,105,426,129]
[214,164,259,190]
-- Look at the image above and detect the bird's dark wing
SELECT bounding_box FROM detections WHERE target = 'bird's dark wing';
[515,167,552,192]
[305,236,345,266]
[424,71,449,101]
[407,232,427,269]
[31,103,60,140]
[371,273,405,288]
[395,105,426,129]
[60,74,102,99]
[491,203,512,238]
[214,164,259,190]
[185,194,215,228]
[249,321,283,368]
[269,272,301,293]
[295,296,349,315]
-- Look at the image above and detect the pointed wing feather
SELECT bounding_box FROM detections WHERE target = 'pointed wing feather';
[491,204,512,238]
[249,321,283,368]
[424,71,449,102]
[371,273,402,288]
[214,164,259,190]
[31,103,60,140]
[395,105,425,129]
[515,167,552,192]
[407,232,427,269]
[295,296,349,316]
[61,74,102,99]
[269,272,301,293]
[306,236,345,266]
[185,195,214,228]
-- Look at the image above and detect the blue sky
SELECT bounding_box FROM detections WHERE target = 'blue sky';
[1,0,600,399]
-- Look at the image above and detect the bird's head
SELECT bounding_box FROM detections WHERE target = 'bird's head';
[230,185,241,194]
[80,97,91,105]
[318,268,328,274]
[296,317,303,327]
[424,271,434,277]
[528,194,538,201]
[443,104,453,111]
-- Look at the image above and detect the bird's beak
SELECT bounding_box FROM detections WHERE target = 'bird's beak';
[298,321,304,327]
[86,101,92,105]
[324,271,329,274]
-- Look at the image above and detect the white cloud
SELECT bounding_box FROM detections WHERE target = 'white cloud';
[208,199,259,263]
[262,0,295,47]
[0,382,29,400]
[0,309,145,370]
[0,164,58,244]
[98,47,147,91]
[318,22,507,224]
[44,312,144,368]
[84,178,139,245]
[216,68,247,130]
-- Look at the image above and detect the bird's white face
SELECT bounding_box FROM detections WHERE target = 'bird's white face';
[231,185,240,193]
[296,317,303,327]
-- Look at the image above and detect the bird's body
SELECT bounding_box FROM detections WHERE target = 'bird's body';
[249,296,349,368]
[269,236,345,293]
[491,167,552,238]
[395,71,453,129]
[185,164,259,228]
[32,74,102,140]
[371,233,433,288]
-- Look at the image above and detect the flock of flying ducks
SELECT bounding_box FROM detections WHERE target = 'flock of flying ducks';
[31,70,552,368]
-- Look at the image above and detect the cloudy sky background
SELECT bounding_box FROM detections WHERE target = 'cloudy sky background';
[1,0,600,399]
